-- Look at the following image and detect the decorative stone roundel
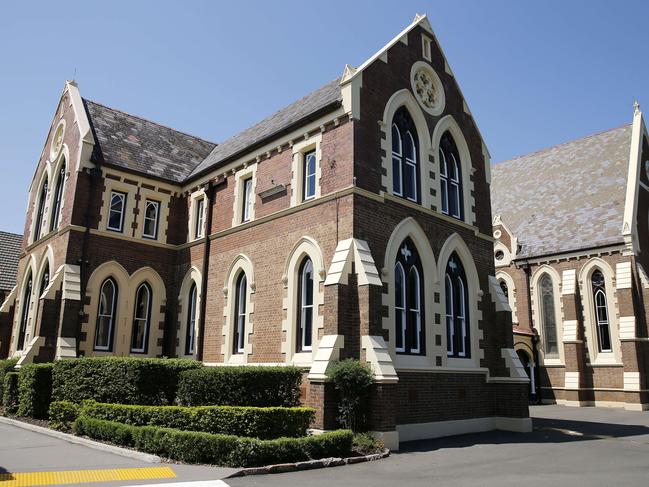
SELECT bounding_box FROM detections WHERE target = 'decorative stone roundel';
[50,121,65,161]
[410,61,445,116]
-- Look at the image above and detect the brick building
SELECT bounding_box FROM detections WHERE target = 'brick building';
[0,231,23,357]
[1,15,530,447]
[492,105,649,410]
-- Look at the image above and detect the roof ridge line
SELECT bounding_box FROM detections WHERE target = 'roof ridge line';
[82,98,217,146]
[495,122,632,166]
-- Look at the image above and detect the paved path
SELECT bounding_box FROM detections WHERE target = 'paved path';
[2,405,649,486]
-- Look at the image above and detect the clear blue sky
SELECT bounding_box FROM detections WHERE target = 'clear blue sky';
[1,0,647,234]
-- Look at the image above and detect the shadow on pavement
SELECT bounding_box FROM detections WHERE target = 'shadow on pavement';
[399,417,649,453]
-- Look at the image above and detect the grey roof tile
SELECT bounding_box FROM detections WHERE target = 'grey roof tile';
[189,78,342,178]
[491,124,632,258]
[0,231,22,291]
[83,100,217,183]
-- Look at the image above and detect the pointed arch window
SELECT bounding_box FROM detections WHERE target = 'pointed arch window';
[17,272,33,350]
[50,161,66,231]
[394,238,424,354]
[539,274,558,355]
[34,176,49,241]
[591,270,612,353]
[446,253,469,358]
[233,272,247,354]
[94,278,117,351]
[39,263,50,297]
[391,107,419,203]
[143,200,160,239]
[185,282,198,355]
[499,279,509,298]
[297,257,314,352]
[131,283,152,353]
[439,132,463,219]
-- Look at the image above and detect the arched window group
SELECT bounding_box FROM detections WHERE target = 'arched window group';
[394,238,424,355]
[445,252,469,358]
[439,132,463,219]
[93,278,153,353]
[391,107,419,203]
[33,158,67,242]
[591,270,612,353]
[538,274,558,355]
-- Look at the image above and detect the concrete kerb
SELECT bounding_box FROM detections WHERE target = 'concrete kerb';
[0,415,161,463]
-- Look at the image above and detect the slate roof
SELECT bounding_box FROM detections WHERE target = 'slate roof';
[189,77,343,178]
[491,124,632,259]
[83,100,217,183]
[0,231,23,291]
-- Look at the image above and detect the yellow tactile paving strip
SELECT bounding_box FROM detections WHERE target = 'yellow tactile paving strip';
[0,466,176,487]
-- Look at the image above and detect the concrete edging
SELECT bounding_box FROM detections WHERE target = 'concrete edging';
[226,449,391,477]
[0,415,161,463]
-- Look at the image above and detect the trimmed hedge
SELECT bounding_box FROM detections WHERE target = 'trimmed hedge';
[81,402,315,439]
[2,372,19,414]
[73,415,353,467]
[52,358,202,405]
[176,366,303,407]
[49,401,82,430]
[0,358,18,385]
[17,363,53,419]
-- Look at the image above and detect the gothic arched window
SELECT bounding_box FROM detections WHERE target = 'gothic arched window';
[131,282,152,353]
[446,253,469,358]
[185,282,198,355]
[439,132,463,219]
[233,272,247,354]
[297,257,314,352]
[391,107,419,203]
[591,270,612,352]
[94,278,117,351]
[39,264,50,297]
[394,238,424,354]
[50,161,66,231]
[34,176,48,241]
[17,272,33,350]
[539,274,558,355]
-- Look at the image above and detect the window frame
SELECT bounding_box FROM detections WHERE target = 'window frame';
[130,282,152,354]
[94,278,118,352]
[296,257,314,352]
[391,107,420,203]
[50,162,66,232]
[302,150,317,201]
[538,273,559,356]
[439,132,464,220]
[194,197,205,239]
[233,272,247,354]
[142,199,160,240]
[591,270,612,353]
[34,176,49,241]
[445,253,470,359]
[185,282,198,356]
[107,191,127,233]
[394,238,425,355]
[16,272,33,351]
[241,177,253,223]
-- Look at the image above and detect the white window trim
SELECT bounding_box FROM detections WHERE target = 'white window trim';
[188,189,206,241]
[107,191,127,232]
[100,180,136,235]
[421,34,433,62]
[530,265,564,366]
[232,164,258,226]
[130,283,151,354]
[222,255,255,363]
[290,135,322,207]
[142,200,160,240]
[176,266,202,358]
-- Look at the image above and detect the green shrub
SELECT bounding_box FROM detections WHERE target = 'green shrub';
[52,357,201,405]
[176,366,303,407]
[2,372,19,415]
[0,358,18,385]
[73,415,353,467]
[49,401,82,430]
[353,433,384,454]
[17,363,53,419]
[81,402,314,439]
[328,359,373,432]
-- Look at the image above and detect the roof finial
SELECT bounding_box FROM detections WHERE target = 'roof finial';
[634,100,640,115]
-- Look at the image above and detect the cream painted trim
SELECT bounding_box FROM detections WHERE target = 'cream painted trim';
[10,255,38,355]
[290,134,322,206]
[431,114,476,226]
[397,416,532,443]
[281,237,325,365]
[530,265,565,365]
[410,61,445,116]
[624,371,641,391]
[324,238,381,287]
[380,89,434,210]
[362,335,398,382]
[0,286,17,313]
[619,316,636,340]
[64,81,95,172]
[176,266,202,358]
[135,187,170,243]
[622,106,644,254]
[221,255,255,363]
[381,217,439,366]
[188,188,206,241]
[615,261,633,289]
[48,148,70,233]
[561,269,577,295]
[489,275,510,312]
[231,163,258,227]
[518,244,626,266]
[307,334,343,380]
[100,180,136,236]
[80,262,165,357]
[494,241,513,268]
[578,258,622,364]
[495,271,518,323]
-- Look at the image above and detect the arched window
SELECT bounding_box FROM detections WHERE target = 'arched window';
[499,279,509,298]
[94,278,117,351]
[391,107,419,202]
[50,161,66,231]
[297,257,314,352]
[591,270,612,352]
[39,263,50,297]
[446,253,469,358]
[394,238,424,354]
[34,176,48,241]
[233,272,247,354]
[131,283,152,353]
[439,132,463,219]
[539,274,558,355]
[16,272,33,350]
[185,282,198,355]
